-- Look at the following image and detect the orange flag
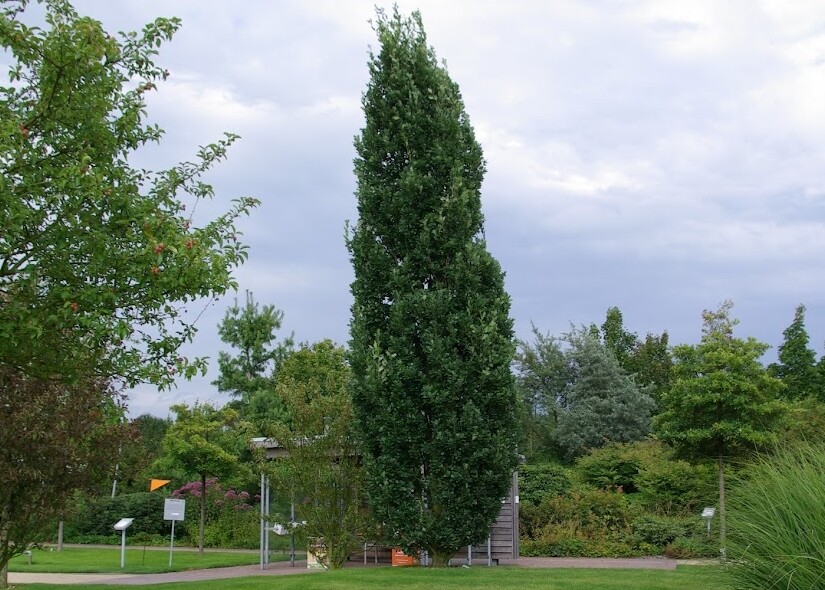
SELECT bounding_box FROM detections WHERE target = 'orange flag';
[150,479,171,492]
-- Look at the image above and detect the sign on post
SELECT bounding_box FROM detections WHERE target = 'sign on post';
[113,518,133,568]
[164,498,185,567]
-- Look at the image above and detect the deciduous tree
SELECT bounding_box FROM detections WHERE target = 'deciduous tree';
[154,403,251,554]
[267,341,367,569]
[0,368,122,587]
[348,8,518,566]
[654,300,785,557]
[0,1,255,580]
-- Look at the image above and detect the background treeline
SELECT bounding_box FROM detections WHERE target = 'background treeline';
[61,299,825,562]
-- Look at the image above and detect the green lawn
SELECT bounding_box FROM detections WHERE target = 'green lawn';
[20,565,730,590]
[8,546,281,574]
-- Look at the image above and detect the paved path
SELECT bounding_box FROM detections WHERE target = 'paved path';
[8,556,685,586]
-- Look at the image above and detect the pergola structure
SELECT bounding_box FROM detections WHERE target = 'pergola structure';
[251,437,519,568]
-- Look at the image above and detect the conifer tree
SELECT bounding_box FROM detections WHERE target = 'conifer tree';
[348,8,518,566]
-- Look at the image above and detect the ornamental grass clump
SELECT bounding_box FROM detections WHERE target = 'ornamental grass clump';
[727,443,825,590]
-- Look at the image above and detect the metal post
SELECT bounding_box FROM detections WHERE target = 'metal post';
[57,521,64,551]
[290,502,296,567]
[487,536,491,566]
[468,545,472,566]
[168,520,175,568]
[264,477,270,567]
[120,529,126,568]
[260,473,265,569]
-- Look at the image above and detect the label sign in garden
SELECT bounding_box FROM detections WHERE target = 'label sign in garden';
[164,498,185,521]
[164,498,185,567]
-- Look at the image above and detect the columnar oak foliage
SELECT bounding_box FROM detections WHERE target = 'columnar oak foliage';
[348,9,518,566]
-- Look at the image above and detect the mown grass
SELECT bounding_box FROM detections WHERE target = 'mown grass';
[8,546,277,574]
[20,565,730,590]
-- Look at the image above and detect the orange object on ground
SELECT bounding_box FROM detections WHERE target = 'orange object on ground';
[391,547,419,567]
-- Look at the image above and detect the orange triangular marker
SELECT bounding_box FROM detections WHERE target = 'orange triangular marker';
[150,479,171,492]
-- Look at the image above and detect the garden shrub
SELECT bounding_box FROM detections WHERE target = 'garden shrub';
[518,463,571,505]
[663,536,718,559]
[64,492,167,540]
[631,514,696,547]
[172,479,260,549]
[727,443,825,590]
[635,459,715,515]
[574,442,654,492]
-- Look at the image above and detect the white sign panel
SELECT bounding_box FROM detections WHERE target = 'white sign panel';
[164,498,186,521]
[113,518,133,531]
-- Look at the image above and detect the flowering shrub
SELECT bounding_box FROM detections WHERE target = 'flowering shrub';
[172,479,259,548]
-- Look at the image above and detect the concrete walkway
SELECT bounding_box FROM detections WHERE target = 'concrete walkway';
[9,556,685,586]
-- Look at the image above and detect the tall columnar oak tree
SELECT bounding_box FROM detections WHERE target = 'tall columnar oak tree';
[0,0,258,388]
[348,9,518,566]
[655,301,785,556]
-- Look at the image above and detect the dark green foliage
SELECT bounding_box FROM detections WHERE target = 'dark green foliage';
[768,304,820,400]
[599,307,638,372]
[514,327,568,460]
[116,414,172,493]
[630,514,696,547]
[575,444,645,493]
[348,8,518,565]
[214,292,293,434]
[655,300,786,553]
[554,330,654,460]
[628,332,673,405]
[635,457,715,515]
[728,443,825,590]
[518,463,571,505]
[574,442,715,514]
[64,492,167,540]
[663,536,719,558]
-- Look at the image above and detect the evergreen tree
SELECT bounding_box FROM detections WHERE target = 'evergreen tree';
[348,8,518,566]
[600,307,638,372]
[554,329,654,460]
[213,291,293,433]
[768,304,819,400]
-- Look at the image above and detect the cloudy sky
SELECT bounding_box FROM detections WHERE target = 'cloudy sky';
[63,1,825,416]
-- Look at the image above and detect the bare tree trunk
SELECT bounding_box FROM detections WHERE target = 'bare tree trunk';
[199,473,206,555]
[719,455,726,561]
